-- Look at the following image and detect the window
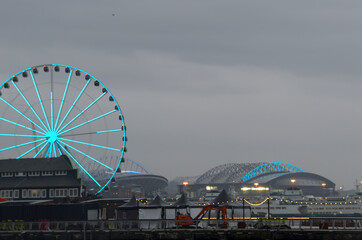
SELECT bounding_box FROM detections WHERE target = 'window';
[69,188,79,197]
[1,172,13,177]
[14,190,19,199]
[55,170,67,176]
[41,190,46,198]
[22,190,28,198]
[49,189,54,198]
[15,172,26,177]
[42,171,53,176]
[28,172,40,177]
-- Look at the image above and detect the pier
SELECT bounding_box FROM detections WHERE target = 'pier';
[0,218,360,240]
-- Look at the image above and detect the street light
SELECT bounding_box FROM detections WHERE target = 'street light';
[254,182,259,187]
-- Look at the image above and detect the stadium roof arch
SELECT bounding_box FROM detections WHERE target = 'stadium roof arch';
[195,163,263,184]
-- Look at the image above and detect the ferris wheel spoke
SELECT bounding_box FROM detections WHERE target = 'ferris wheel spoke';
[0,117,45,135]
[61,129,123,138]
[55,80,91,132]
[12,81,49,131]
[57,92,107,133]
[0,98,47,133]
[50,92,54,130]
[58,144,101,187]
[45,142,53,158]
[30,71,51,130]
[53,142,57,158]
[17,140,47,159]
[60,137,121,152]
[59,109,117,135]
[0,138,45,152]
[59,140,114,171]
[0,133,44,138]
[33,141,49,158]
[54,71,72,130]
[55,142,63,155]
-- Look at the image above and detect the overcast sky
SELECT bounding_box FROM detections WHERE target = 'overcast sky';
[1,1,362,189]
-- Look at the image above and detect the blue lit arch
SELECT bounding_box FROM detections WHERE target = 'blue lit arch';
[242,162,305,182]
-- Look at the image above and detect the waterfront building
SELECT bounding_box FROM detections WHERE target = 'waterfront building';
[0,155,82,200]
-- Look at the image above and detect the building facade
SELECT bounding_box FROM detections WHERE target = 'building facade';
[0,155,82,200]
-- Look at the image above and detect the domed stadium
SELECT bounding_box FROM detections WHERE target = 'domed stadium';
[178,162,335,198]
[84,157,168,198]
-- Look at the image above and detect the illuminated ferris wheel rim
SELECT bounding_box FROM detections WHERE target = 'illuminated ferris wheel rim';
[0,64,127,195]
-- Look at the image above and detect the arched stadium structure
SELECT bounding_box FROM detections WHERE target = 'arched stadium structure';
[85,157,168,198]
[179,162,335,198]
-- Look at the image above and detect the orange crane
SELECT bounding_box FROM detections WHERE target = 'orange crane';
[175,205,227,227]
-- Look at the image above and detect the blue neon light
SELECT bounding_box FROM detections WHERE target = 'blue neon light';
[242,162,305,182]
[57,92,106,133]
[17,140,47,159]
[0,138,45,152]
[54,70,72,129]
[30,71,50,130]
[34,141,49,158]
[59,110,116,135]
[59,140,114,171]
[45,142,52,158]
[96,129,122,134]
[46,131,58,143]
[0,134,44,138]
[53,142,57,158]
[60,137,121,152]
[0,117,44,135]
[58,144,101,187]
[0,98,46,133]
[55,80,90,132]
[12,81,48,131]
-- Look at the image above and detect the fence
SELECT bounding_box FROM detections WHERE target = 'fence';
[0,217,361,232]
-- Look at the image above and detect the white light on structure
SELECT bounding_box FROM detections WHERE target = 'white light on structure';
[241,187,269,191]
[206,186,217,191]
[183,181,189,187]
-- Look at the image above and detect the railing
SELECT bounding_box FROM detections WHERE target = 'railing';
[0,217,361,232]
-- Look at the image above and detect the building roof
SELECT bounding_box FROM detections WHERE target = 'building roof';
[195,163,264,184]
[0,176,81,189]
[0,155,74,172]
[147,195,168,207]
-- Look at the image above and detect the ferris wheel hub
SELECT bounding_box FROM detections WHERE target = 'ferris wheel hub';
[46,131,59,143]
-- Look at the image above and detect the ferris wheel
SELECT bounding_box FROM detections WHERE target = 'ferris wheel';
[0,64,127,194]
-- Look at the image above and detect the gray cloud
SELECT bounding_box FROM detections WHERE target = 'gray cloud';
[0,1,361,188]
